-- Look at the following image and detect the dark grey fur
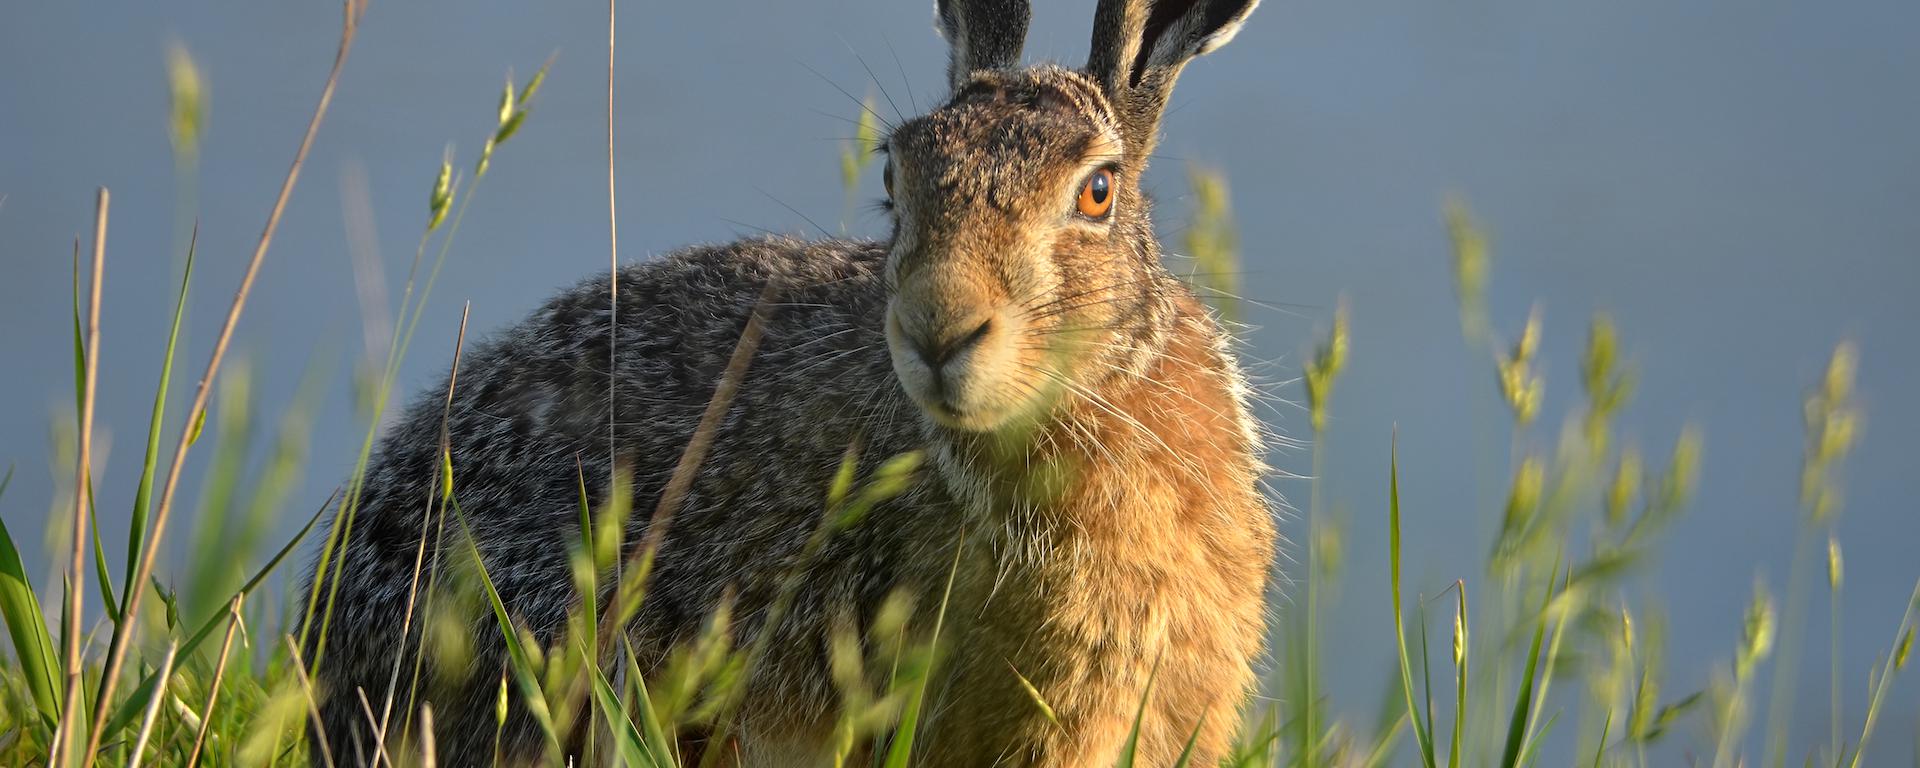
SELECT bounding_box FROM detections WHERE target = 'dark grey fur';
[305,239,959,763]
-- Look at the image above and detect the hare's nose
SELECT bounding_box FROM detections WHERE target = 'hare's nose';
[909,316,994,372]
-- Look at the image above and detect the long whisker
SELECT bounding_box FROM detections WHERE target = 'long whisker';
[838,35,904,125]
[799,59,897,133]
[755,188,835,240]
[719,217,794,239]
[885,38,918,114]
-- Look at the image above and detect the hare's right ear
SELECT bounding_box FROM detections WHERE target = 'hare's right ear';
[1086,0,1259,162]
[934,0,1032,92]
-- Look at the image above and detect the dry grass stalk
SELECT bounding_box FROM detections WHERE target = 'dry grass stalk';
[123,641,176,768]
[51,187,108,768]
[183,595,246,768]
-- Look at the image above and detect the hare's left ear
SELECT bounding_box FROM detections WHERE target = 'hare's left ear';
[934,0,1032,92]
[1086,0,1259,161]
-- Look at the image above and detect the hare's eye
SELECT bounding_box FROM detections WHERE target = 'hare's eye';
[883,164,895,199]
[1077,168,1114,219]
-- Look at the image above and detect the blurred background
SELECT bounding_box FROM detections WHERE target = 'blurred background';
[2,0,1915,762]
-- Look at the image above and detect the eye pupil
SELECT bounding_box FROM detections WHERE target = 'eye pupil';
[1077,168,1115,218]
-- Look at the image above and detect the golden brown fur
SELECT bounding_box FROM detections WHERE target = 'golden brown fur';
[920,297,1271,766]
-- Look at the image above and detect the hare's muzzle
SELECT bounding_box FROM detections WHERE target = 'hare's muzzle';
[885,296,1033,433]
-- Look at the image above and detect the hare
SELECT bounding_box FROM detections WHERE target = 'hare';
[304,0,1276,765]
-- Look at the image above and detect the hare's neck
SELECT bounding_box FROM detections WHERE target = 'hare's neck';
[937,293,1264,558]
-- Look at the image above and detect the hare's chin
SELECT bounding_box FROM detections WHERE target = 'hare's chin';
[890,358,1031,433]
[920,397,1020,433]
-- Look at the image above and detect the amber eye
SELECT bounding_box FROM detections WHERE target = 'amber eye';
[1077,168,1114,218]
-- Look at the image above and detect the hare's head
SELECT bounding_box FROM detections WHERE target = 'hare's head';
[882,0,1257,434]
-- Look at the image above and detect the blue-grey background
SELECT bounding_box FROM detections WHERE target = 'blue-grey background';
[2,0,1915,760]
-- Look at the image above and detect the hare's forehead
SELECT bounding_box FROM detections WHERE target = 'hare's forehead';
[891,71,1121,184]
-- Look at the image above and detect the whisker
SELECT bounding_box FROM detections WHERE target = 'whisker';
[838,35,904,125]
[799,59,896,133]
[884,37,918,114]
[719,217,795,239]
[754,187,836,240]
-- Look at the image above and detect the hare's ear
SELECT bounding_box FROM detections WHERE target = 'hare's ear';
[934,0,1032,92]
[1086,0,1258,159]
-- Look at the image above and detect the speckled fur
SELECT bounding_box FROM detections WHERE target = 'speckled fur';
[305,1,1273,765]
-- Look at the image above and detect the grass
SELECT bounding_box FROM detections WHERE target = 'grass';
[2,4,1916,767]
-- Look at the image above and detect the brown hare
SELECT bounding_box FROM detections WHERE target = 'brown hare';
[305,0,1276,764]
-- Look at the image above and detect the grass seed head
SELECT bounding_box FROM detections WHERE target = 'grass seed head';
[840,94,882,195]
[1827,534,1843,592]
[1305,298,1350,433]
[1497,307,1546,425]
[1182,167,1242,322]
[167,42,207,161]
[1606,447,1642,528]
[1739,582,1776,679]
[1445,198,1489,338]
[427,151,454,232]
[1897,627,1915,672]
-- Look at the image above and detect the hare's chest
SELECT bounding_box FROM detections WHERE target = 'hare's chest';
[922,527,1242,763]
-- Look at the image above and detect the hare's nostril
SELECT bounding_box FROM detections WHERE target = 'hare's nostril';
[955,317,993,355]
[913,316,994,369]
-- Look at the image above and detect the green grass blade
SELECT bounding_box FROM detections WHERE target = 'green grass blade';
[86,477,118,623]
[1591,709,1612,768]
[883,532,965,768]
[1225,712,1286,768]
[622,637,677,766]
[69,247,121,624]
[1361,714,1408,768]
[101,490,332,735]
[451,498,560,756]
[1519,709,1559,767]
[125,228,194,607]
[1116,656,1163,768]
[1500,566,1559,768]
[586,641,658,768]
[1419,599,1436,763]
[0,475,62,724]
[1449,587,1466,768]
[1388,434,1438,768]
[1170,711,1206,768]
[1849,578,1920,768]
[71,241,85,429]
